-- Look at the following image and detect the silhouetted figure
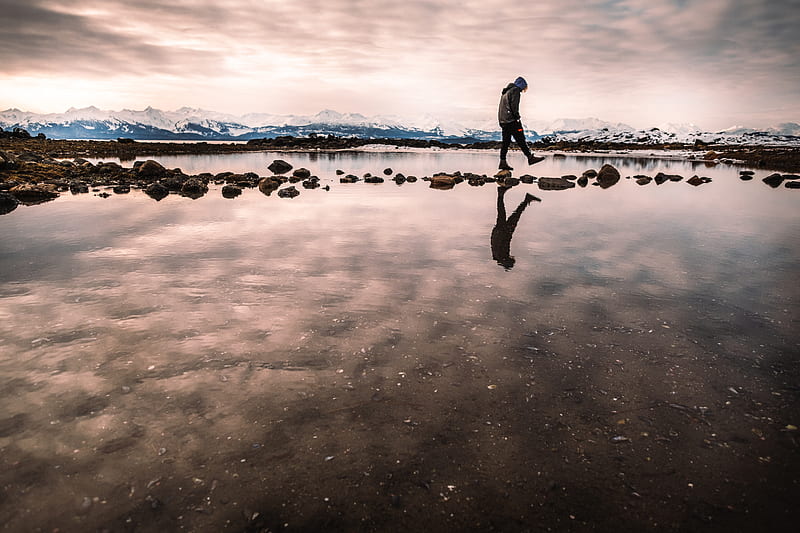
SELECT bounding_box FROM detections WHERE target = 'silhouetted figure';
[491,186,540,269]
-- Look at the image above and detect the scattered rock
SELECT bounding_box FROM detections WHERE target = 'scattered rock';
[258,177,282,195]
[704,151,718,160]
[582,169,598,179]
[222,185,242,198]
[562,175,578,181]
[786,181,800,189]
[636,176,652,185]
[596,164,621,188]
[302,179,320,189]
[430,174,457,190]
[494,169,512,180]
[268,159,293,175]
[9,183,59,205]
[537,177,575,190]
[383,168,393,175]
[0,191,19,215]
[763,173,784,188]
[519,174,535,184]
[181,178,208,199]
[687,176,705,186]
[277,186,300,198]
[292,167,311,180]
[365,176,385,183]
[335,169,345,175]
[145,182,169,201]
[137,159,167,179]
[340,174,359,183]
[113,184,131,194]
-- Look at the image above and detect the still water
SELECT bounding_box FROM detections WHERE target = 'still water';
[1,151,798,532]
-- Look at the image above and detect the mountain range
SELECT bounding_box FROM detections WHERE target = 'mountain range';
[1,106,799,146]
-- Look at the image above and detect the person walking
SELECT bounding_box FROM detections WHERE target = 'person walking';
[498,76,544,170]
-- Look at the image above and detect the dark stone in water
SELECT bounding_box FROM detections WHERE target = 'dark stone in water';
[335,169,345,175]
[268,159,293,175]
[0,191,19,215]
[292,167,311,180]
[786,181,800,189]
[687,176,705,186]
[519,174,535,184]
[582,169,598,179]
[562,175,578,181]
[762,173,784,188]
[577,176,589,187]
[538,177,575,190]
[302,179,320,189]
[258,177,282,196]
[113,184,131,194]
[340,174,359,183]
[145,182,169,201]
[365,176,385,183]
[70,181,89,194]
[406,176,418,183]
[181,178,208,199]
[596,164,621,188]
[383,167,393,175]
[278,186,300,198]
[137,159,167,179]
[636,176,652,185]
[222,185,242,198]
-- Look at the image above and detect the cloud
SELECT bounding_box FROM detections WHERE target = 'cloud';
[0,0,797,128]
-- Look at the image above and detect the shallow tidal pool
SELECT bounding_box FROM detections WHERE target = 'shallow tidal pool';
[1,150,798,532]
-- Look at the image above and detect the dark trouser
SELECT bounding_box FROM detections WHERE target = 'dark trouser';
[500,120,532,160]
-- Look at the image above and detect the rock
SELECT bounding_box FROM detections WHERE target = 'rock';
[181,178,208,199]
[739,170,755,176]
[406,176,418,183]
[137,160,167,179]
[302,179,320,189]
[393,174,407,185]
[10,183,59,205]
[340,174,359,183]
[222,185,242,198]
[786,181,800,189]
[763,173,784,188]
[430,174,456,190]
[335,169,345,175]
[69,181,89,194]
[0,191,19,215]
[562,175,578,181]
[113,184,131,194]
[784,174,800,180]
[577,176,589,187]
[503,177,520,187]
[383,168,393,176]
[268,159,293,175]
[704,151,718,160]
[537,177,575,190]
[292,168,311,180]
[145,182,169,201]
[365,176,384,183]
[494,169,512,180]
[654,172,673,185]
[582,169,598,179]
[117,137,136,144]
[258,177,282,195]
[519,174,535,184]
[687,176,705,186]
[596,164,621,188]
[277,186,300,198]
[636,176,652,185]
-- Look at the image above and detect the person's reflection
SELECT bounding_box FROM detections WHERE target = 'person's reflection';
[491,186,540,269]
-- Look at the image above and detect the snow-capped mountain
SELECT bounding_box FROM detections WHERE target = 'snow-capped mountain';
[1,107,798,146]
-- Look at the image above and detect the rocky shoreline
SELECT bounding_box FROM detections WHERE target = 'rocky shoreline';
[1,135,799,215]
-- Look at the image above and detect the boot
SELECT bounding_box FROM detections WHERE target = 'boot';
[499,159,513,171]
[527,154,545,165]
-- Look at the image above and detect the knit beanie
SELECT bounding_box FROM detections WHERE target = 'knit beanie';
[514,77,528,90]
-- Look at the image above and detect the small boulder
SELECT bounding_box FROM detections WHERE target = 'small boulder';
[383,167,393,176]
[340,174,359,183]
[687,176,704,186]
[365,176,384,183]
[145,182,169,201]
[430,174,457,190]
[258,177,281,196]
[582,169,598,179]
[268,160,293,175]
[636,176,652,185]
[596,164,620,188]
[537,177,575,190]
[292,167,311,180]
[0,191,19,215]
[10,183,59,205]
[494,169,512,180]
[181,178,208,199]
[786,181,800,189]
[222,185,242,198]
[763,173,784,188]
[277,186,300,198]
[137,160,167,179]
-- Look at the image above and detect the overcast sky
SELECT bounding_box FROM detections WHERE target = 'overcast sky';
[0,0,797,130]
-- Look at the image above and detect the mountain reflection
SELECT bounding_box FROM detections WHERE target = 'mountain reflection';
[491,186,540,270]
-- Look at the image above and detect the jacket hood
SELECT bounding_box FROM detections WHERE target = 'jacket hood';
[501,83,517,95]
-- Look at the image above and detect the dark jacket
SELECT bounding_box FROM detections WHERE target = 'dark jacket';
[498,83,522,125]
